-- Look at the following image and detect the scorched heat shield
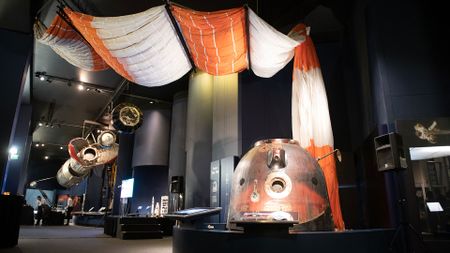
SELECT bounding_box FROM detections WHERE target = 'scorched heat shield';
[227,139,334,230]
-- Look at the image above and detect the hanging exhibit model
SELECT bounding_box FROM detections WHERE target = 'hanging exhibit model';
[56,131,119,188]
[111,103,144,133]
[227,139,333,230]
[57,102,144,188]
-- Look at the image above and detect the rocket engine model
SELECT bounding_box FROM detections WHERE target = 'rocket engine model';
[56,131,119,188]
[227,139,334,230]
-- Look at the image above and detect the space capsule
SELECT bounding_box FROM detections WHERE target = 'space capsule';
[227,139,334,231]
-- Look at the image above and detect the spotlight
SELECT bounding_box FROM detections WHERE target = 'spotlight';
[38,122,43,127]
[9,146,19,160]
[41,144,45,147]
[44,156,49,160]
[149,101,154,104]
[35,72,47,81]
[86,88,91,91]
[35,143,40,147]
[60,146,64,150]
[9,146,18,156]
[97,129,101,133]
[78,84,85,91]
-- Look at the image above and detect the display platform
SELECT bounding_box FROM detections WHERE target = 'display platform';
[172,226,395,253]
[0,195,22,248]
[42,211,65,225]
[72,211,105,227]
[104,216,175,239]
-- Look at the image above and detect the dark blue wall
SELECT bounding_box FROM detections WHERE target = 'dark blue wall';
[0,29,32,191]
[367,0,450,129]
[131,165,169,213]
[239,62,293,153]
[83,167,105,211]
[365,0,450,231]
[26,159,65,190]
[2,104,32,194]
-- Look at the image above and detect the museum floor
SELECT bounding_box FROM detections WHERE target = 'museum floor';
[0,226,172,253]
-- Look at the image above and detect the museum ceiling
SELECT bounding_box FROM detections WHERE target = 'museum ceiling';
[29,0,348,160]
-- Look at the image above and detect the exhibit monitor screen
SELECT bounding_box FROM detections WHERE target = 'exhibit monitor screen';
[121,178,134,198]
[426,202,444,212]
[165,207,222,220]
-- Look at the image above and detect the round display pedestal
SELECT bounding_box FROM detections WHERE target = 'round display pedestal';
[172,226,394,253]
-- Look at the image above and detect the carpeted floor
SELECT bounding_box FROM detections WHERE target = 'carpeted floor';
[19,225,109,239]
[0,225,172,253]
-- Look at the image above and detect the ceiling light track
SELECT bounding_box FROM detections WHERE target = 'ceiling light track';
[35,71,111,94]
[34,72,169,104]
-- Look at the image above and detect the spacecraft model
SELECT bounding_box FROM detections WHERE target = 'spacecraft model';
[112,103,143,133]
[227,139,334,231]
[414,121,450,144]
[56,130,119,188]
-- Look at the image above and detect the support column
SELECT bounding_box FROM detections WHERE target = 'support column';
[2,104,32,194]
[131,108,171,212]
[168,92,188,211]
[0,29,32,191]
[112,133,134,215]
[168,92,188,180]
[185,71,213,208]
[212,74,240,160]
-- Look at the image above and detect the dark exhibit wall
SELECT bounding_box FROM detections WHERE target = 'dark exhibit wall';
[0,29,32,191]
[2,104,32,194]
[239,62,293,153]
[83,167,105,211]
[365,0,450,231]
[366,0,450,129]
[132,109,171,167]
[131,165,169,212]
[26,159,65,190]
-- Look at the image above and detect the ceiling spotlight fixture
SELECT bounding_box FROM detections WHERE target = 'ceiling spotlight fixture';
[78,84,85,91]
[41,144,45,147]
[149,101,154,104]
[86,88,91,91]
[60,146,64,150]
[38,122,43,127]
[36,72,47,81]
[44,156,49,160]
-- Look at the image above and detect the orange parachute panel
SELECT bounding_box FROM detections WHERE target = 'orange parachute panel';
[171,5,248,75]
